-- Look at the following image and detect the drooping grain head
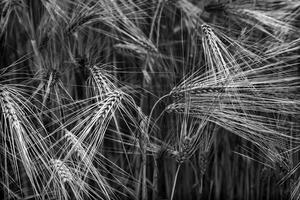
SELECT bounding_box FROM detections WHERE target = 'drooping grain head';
[0,88,22,129]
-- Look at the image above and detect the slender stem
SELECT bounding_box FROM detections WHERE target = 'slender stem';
[142,147,147,200]
[136,164,142,199]
[171,164,181,200]
[152,156,158,200]
[113,114,134,175]
[146,93,170,135]
[145,94,169,199]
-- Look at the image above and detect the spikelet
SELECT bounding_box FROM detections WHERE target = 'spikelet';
[115,10,158,54]
[114,42,158,67]
[223,2,298,39]
[42,0,68,24]
[65,3,106,34]
[0,84,59,200]
[47,69,61,87]
[179,136,194,162]
[96,91,123,121]
[175,0,204,32]
[136,39,158,55]
[169,24,250,101]
[0,89,21,129]
[137,107,150,153]
[165,103,185,114]
[0,89,33,164]
[51,159,73,183]
[88,65,118,100]
[64,129,114,200]
[167,61,300,160]
[70,90,124,156]
[106,0,158,54]
[169,136,194,163]
[65,129,88,161]
[198,151,209,175]
[90,66,113,89]
[201,24,245,82]
[1,1,25,36]
[171,85,225,101]
[115,42,149,56]
[166,97,297,156]
[0,88,30,165]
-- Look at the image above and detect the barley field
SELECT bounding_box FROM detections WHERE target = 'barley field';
[0,0,299,199]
